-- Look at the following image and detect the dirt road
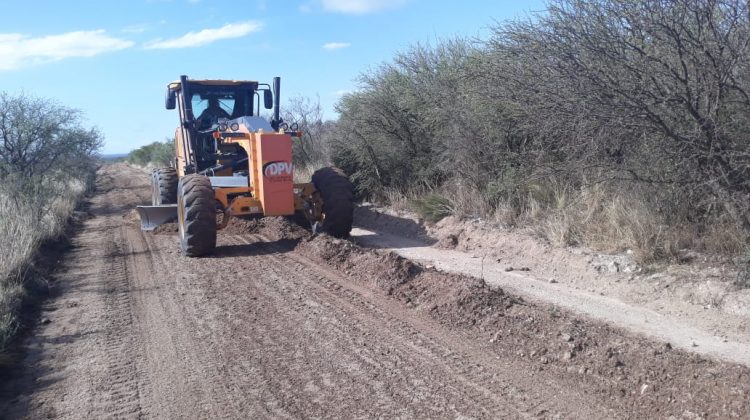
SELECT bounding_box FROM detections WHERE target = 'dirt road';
[1,164,748,419]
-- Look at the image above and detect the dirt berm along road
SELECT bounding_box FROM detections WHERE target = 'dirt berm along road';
[1,163,749,419]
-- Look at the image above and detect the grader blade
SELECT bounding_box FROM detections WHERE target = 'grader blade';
[136,205,178,231]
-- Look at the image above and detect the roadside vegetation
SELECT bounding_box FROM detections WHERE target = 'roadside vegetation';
[296,0,750,267]
[127,140,173,167]
[0,92,101,353]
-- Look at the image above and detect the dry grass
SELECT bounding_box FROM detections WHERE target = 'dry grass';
[383,189,411,212]
[293,162,325,184]
[535,187,746,263]
[411,194,454,222]
[439,180,494,219]
[405,178,748,266]
[0,178,87,351]
[401,180,494,222]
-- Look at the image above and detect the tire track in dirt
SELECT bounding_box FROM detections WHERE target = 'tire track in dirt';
[257,243,530,418]
[121,218,255,418]
[209,234,527,418]
[94,230,143,419]
[225,234,612,418]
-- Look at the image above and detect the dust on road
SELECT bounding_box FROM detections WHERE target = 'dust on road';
[0,163,748,419]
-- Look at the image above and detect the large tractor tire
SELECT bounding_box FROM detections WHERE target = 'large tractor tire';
[152,167,178,205]
[177,174,216,257]
[312,167,354,238]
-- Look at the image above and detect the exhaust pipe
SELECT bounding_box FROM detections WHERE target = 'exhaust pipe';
[272,76,280,130]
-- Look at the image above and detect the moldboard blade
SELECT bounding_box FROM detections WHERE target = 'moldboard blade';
[136,205,178,231]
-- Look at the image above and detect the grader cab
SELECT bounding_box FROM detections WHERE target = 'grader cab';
[137,75,353,256]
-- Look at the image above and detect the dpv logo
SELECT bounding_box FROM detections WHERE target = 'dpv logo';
[263,161,293,179]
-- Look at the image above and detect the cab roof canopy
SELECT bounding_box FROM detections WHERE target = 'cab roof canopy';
[167,79,259,91]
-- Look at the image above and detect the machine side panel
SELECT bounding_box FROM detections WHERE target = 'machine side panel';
[255,133,294,216]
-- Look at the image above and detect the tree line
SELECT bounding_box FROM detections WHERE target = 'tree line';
[295,0,750,259]
[0,92,102,350]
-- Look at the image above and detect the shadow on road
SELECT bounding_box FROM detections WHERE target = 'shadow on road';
[351,230,430,250]
[354,205,437,246]
[212,238,300,258]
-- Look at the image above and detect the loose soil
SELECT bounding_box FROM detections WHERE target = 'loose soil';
[353,205,750,367]
[0,164,748,419]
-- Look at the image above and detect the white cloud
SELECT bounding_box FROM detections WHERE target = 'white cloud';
[323,42,351,50]
[0,30,133,71]
[144,21,263,49]
[320,0,407,14]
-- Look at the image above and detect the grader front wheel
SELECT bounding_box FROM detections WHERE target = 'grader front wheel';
[177,174,217,257]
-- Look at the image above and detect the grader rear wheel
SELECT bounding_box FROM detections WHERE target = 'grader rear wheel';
[152,167,178,205]
[311,167,354,238]
[177,174,216,257]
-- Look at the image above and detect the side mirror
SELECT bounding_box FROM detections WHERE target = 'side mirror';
[263,90,273,110]
[165,89,176,110]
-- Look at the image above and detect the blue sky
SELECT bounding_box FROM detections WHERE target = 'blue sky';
[0,0,545,154]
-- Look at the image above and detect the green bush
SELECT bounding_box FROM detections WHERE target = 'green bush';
[330,0,750,260]
[411,194,453,223]
[128,140,173,167]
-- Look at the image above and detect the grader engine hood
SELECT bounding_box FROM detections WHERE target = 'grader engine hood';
[246,132,295,216]
[229,116,273,132]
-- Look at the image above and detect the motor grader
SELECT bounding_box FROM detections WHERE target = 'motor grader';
[136,75,353,256]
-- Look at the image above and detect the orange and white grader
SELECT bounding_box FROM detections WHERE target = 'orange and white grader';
[136,75,353,256]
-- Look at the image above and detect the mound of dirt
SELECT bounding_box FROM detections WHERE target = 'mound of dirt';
[401,272,520,329]
[299,237,421,292]
[297,235,532,332]
[357,207,750,353]
[222,216,309,241]
[298,235,526,329]
[152,223,178,235]
[123,209,140,225]
[295,233,750,417]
